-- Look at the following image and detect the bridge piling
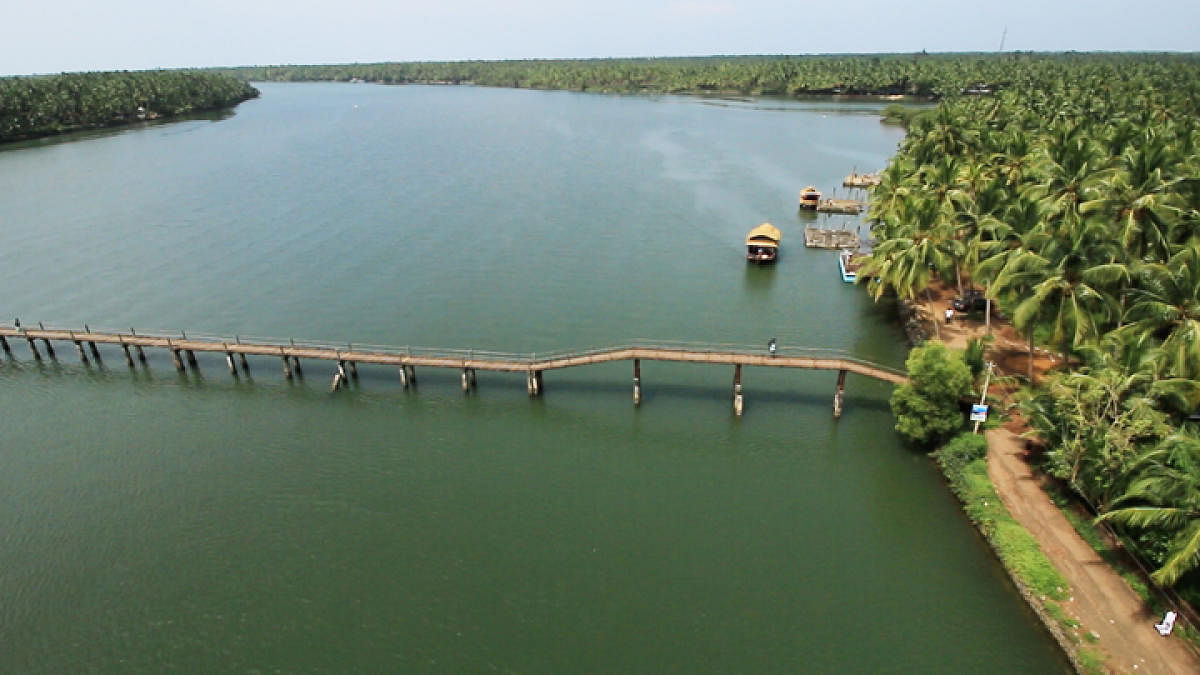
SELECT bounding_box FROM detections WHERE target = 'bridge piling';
[225,352,237,376]
[185,350,197,368]
[136,345,146,363]
[733,364,744,416]
[0,335,10,356]
[239,353,250,375]
[27,338,42,361]
[121,343,134,367]
[349,361,358,379]
[833,369,848,419]
[72,340,86,364]
[42,339,56,359]
[281,355,293,379]
[633,359,641,406]
[292,357,303,377]
[88,341,101,363]
[171,349,185,372]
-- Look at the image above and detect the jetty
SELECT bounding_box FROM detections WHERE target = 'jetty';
[842,172,881,188]
[0,323,907,418]
[804,227,860,250]
[815,198,866,215]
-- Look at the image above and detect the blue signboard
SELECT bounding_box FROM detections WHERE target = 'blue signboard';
[970,404,989,422]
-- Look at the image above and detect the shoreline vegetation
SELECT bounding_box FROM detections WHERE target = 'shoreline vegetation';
[0,71,258,144]
[856,50,1200,671]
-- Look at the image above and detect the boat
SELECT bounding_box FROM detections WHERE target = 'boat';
[745,223,782,264]
[838,249,865,282]
[798,186,821,210]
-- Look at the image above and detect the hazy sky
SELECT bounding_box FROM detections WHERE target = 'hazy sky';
[4,0,1197,76]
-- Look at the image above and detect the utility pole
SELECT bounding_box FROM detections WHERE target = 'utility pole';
[974,361,996,434]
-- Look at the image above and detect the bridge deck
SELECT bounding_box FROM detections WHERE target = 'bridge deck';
[0,326,907,385]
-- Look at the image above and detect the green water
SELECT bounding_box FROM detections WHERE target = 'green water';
[0,83,1066,672]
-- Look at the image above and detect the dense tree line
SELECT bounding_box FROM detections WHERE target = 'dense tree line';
[0,71,259,143]
[856,57,1200,594]
[212,53,1200,100]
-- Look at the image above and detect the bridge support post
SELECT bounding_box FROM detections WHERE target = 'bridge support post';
[171,349,185,372]
[399,365,409,388]
[42,339,56,359]
[733,364,744,416]
[461,367,476,392]
[332,361,348,391]
[405,365,416,386]
[281,355,293,379]
[72,340,87,364]
[0,336,10,356]
[26,337,42,360]
[833,369,847,419]
[633,359,641,407]
[185,350,197,368]
[239,353,250,375]
[122,344,133,367]
[88,341,102,362]
[292,357,303,377]
[225,352,238,376]
[527,370,542,397]
[135,345,146,363]
[349,361,358,379]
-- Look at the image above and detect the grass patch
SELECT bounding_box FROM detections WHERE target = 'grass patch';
[1077,647,1105,675]
[933,434,1070,601]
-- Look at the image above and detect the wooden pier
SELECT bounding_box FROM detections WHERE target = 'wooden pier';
[842,172,881,188]
[815,198,866,215]
[0,324,907,417]
[804,227,860,250]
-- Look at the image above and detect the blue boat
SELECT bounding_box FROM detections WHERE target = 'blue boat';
[838,249,861,283]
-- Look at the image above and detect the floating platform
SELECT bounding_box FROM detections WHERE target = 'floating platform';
[804,227,859,250]
[843,172,881,188]
[816,199,866,215]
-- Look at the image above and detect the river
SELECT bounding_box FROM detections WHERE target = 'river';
[0,82,1067,672]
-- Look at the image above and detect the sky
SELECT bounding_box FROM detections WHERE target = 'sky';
[4,0,1198,76]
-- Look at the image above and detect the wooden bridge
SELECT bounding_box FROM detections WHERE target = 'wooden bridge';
[0,323,907,417]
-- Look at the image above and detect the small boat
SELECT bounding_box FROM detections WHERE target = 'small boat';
[798,186,821,210]
[746,223,782,264]
[838,249,864,282]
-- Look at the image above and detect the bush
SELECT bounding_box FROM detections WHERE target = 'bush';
[891,340,974,446]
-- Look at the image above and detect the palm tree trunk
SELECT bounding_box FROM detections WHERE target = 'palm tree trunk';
[955,264,964,297]
[1028,330,1035,384]
[985,296,992,336]
[927,287,940,340]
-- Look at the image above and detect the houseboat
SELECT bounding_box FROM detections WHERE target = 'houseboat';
[798,186,822,210]
[746,223,782,264]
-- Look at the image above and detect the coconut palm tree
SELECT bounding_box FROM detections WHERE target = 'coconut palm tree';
[1098,433,1200,587]
[1119,240,1200,381]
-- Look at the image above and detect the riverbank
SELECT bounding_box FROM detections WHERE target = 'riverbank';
[914,284,1200,674]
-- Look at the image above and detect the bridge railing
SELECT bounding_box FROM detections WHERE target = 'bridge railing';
[2,322,906,377]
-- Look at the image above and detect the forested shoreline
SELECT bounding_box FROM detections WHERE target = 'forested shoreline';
[856,55,1200,603]
[0,71,259,143]
[211,52,1198,99]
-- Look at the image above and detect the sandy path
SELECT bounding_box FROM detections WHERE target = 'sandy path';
[922,284,1200,674]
